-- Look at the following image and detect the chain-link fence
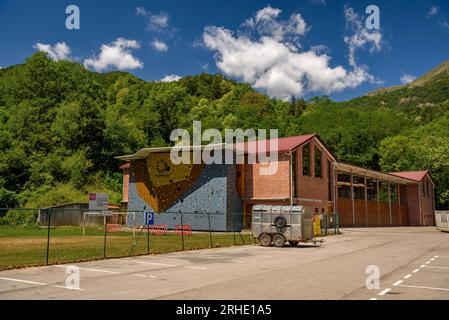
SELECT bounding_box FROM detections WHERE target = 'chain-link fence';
[0,208,252,270]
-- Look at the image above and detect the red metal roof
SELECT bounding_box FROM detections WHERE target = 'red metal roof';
[234,134,316,154]
[389,171,428,182]
[119,162,130,170]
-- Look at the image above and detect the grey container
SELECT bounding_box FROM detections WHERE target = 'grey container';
[252,205,314,247]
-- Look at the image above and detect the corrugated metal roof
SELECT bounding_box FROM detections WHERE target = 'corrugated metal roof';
[389,171,429,182]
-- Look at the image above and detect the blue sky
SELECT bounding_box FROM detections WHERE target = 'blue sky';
[0,0,448,101]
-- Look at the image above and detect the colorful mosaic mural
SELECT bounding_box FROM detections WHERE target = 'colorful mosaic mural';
[132,152,205,212]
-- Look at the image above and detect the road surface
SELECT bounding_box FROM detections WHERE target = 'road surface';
[0,227,448,300]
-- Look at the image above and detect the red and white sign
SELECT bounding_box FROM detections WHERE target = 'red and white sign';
[88,192,109,211]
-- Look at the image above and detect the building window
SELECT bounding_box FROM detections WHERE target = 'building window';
[352,175,365,200]
[337,173,351,199]
[292,150,298,198]
[390,184,398,203]
[367,179,378,201]
[379,182,389,203]
[314,147,322,178]
[302,143,311,176]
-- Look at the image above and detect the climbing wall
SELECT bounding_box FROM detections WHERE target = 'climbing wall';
[127,152,243,231]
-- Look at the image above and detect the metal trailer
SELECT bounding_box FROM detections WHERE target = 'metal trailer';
[251,205,321,247]
[435,211,449,232]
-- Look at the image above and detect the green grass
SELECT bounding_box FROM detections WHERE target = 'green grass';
[0,225,253,270]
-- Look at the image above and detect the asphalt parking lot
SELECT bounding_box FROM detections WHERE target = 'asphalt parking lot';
[0,227,448,300]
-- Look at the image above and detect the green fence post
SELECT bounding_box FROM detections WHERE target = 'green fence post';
[231,212,237,245]
[207,213,213,248]
[147,226,150,254]
[103,215,107,259]
[45,208,51,265]
[180,211,185,251]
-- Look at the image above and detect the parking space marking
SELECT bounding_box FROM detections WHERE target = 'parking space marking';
[425,261,431,264]
[0,276,47,286]
[398,284,449,292]
[425,266,449,270]
[393,280,403,286]
[378,288,391,296]
[412,269,420,273]
[403,274,412,279]
[369,298,378,300]
[133,274,157,278]
[420,265,426,268]
[54,265,119,274]
[122,259,176,267]
[184,266,207,270]
[0,277,84,291]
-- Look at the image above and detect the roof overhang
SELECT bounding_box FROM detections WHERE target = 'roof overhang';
[115,143,229,161]
[336,162,418,185]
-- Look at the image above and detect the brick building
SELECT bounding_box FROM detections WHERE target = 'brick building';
[118,134,435,230]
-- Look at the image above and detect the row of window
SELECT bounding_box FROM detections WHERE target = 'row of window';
[302,143,323,178]
[337,173,404,204]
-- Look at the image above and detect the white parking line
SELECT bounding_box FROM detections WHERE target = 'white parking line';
[403,274,412,279]
[399,284,449,292]
[0,277,84,291]
[184,266,207,270]
[0,277,47,286]
[412,269,420,273]
[369,298,378,300]
[54,265,119,274]
[122,259,176,267]
[425,261,431,264]
[393,280,403,286]
[420,265,426,268]
[133,274,157,278]
[378,288,391,296]
[426,266,449,270]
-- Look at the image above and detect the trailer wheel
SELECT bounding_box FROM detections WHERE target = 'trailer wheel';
[274,216,287,229]
[273,234,286,248]
[288,241,299,247]
[259,233,272,247]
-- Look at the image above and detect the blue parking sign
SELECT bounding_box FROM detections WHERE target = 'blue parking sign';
[144,211,154,226]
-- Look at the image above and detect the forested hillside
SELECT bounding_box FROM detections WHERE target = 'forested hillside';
[0,53,448,209]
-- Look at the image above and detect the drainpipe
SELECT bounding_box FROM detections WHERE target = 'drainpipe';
[288,151,293,207]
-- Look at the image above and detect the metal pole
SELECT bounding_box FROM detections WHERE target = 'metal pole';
[208,213,213,248]
[103,215,107,259]
[232,211,237,245]
[83,212,86,236]
[147,226,150,254]
[180,211,184,251]
[46,208,51,265]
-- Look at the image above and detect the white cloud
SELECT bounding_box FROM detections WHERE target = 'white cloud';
[400,74,416,84]
[343,7,382,68]
[428,6,439,17]
[160,74,182,82]
[203,6,382,100]
[242,5,308,41]
[33,42,71,61]
[136,7,169,32]
[151,39,168,52]
[84,38,143,71]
